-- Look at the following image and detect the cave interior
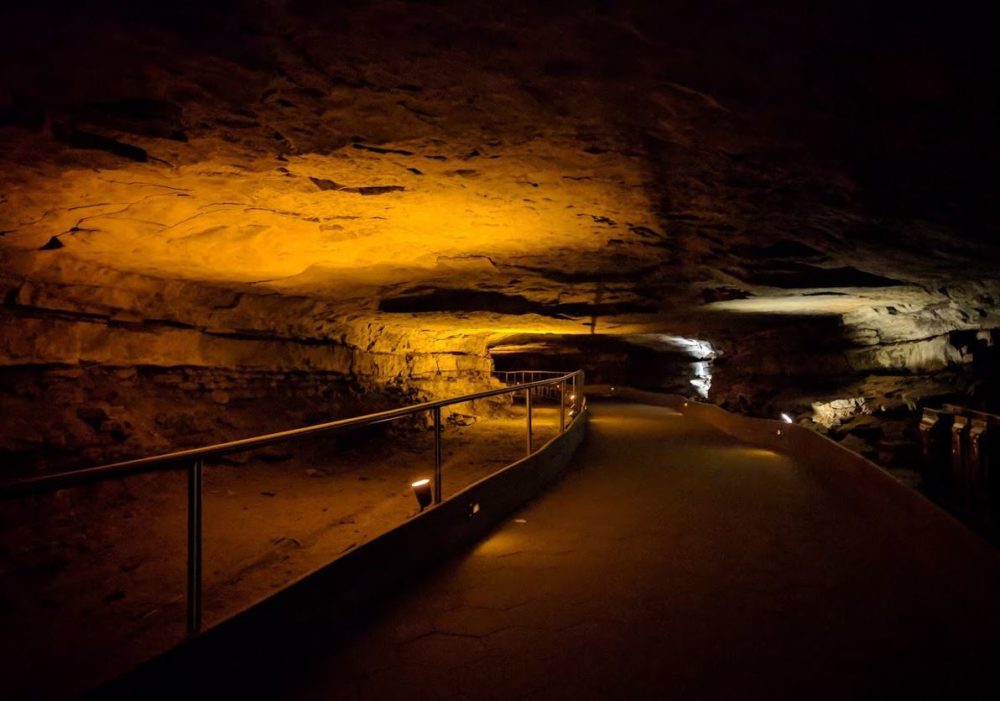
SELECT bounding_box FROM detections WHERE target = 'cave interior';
[1,0,999,697]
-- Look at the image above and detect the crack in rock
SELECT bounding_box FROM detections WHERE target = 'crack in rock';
[310,177,405,195]
[352,143,414,156]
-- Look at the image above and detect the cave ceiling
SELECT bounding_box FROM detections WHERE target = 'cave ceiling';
[1,0,998,367]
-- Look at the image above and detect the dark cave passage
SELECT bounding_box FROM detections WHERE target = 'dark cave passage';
[490,333,715,397]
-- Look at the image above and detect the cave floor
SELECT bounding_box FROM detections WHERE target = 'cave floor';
[0,405,564,701]
[215,401,1000,701]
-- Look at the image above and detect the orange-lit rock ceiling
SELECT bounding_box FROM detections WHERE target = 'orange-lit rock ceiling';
[1,0,998,471]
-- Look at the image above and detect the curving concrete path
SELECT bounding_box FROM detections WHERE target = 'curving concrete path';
[172,402,1000,700]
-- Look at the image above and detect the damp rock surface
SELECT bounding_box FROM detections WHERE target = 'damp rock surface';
[1,0,999,471]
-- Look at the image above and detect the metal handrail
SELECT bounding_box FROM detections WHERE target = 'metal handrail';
[494,371,570,401]
[3,371,582,497]
[2,369,585,637]
[493,369,568,383]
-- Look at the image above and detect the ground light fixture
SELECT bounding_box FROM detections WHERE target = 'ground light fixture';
[780,413,794,424]
[412,479,433,510]
[565,391,579,418]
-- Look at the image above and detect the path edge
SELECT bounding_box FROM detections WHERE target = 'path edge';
[94,408,589,699]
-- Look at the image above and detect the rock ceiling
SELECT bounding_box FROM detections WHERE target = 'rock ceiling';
[1,0,998,405]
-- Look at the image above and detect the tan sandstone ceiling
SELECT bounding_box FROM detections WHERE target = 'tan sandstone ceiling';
[1,0,998,354]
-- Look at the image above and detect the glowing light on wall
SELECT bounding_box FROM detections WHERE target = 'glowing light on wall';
[653,336,715,399]
[690,360,712,399]
[655,335,716,360]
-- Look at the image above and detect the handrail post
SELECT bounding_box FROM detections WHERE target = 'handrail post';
[433,406,442,504]
[186,458,203,636]
[559,380,566,432]
[525,387,533,456]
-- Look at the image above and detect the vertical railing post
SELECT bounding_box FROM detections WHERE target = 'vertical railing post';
[186,457,203,636]
[525,386,533,456]
[571,373,578,414]
[433,406,442,504]
[559,380,566,432]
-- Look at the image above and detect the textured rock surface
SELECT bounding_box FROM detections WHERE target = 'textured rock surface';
[1,0,998,473]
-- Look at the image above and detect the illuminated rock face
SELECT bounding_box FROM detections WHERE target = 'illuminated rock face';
[1,1,998,471]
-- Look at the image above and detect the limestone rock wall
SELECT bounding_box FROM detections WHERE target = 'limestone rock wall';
[0,251,499,476]
[1,0,998,476]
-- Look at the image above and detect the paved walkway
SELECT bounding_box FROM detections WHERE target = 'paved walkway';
[219,403,1000,699]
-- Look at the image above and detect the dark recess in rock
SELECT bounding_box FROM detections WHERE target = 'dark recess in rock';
[84,99,187,141]
[352,143,414,156]
[379,288,655,317]
[628,226,666,239]
[734,240,828,261]
[309,177,405,195]
[509,263,662,284]
[726,263,902,289]
[51,124,148,162]
[701,287,751,303]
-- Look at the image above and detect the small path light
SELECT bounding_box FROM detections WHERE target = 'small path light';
[780,412,794,424]
[412,479,433,510]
